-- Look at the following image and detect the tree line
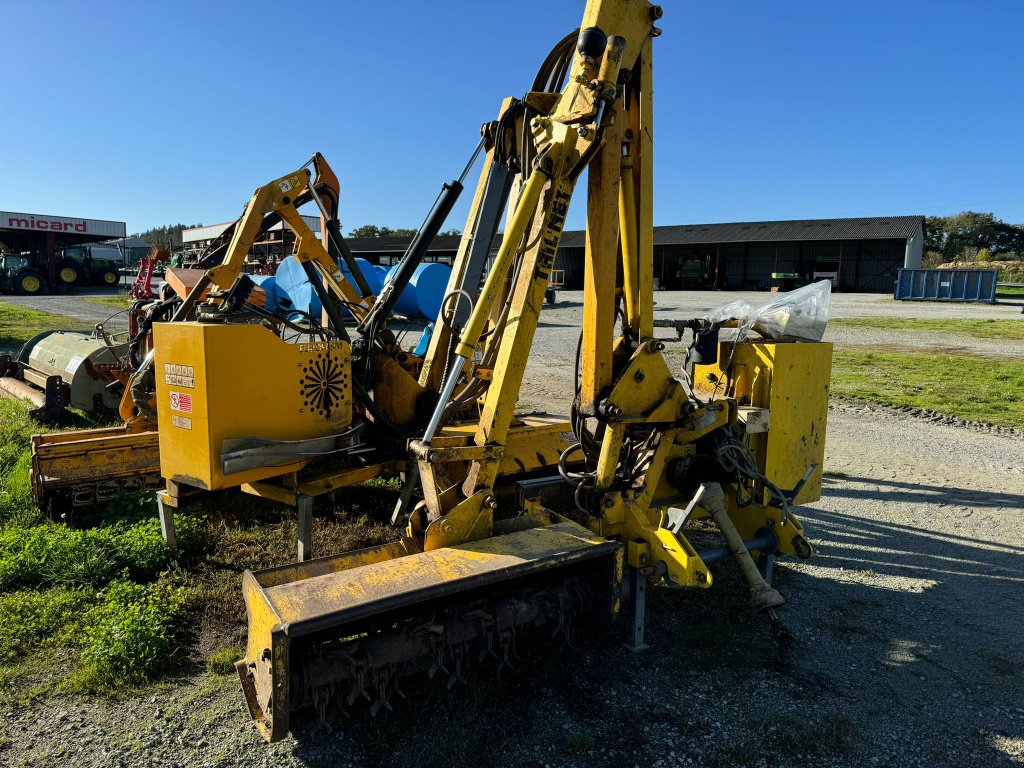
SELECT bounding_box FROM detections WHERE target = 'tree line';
[925,211,1024,264]
[345,225,462,239]
[131,223,203,247]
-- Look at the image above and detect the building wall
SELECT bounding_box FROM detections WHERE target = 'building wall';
[555,237,911,293]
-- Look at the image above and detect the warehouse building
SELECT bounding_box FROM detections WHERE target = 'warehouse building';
[345,234,462,267]
[555,215,925,292]
[182,216,322,263]
[342,215,923,294]
[0,210,127,287]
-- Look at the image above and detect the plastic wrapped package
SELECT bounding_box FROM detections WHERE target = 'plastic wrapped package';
[706,280,832,342]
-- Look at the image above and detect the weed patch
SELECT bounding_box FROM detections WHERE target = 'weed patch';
[0,588,93,662]
[761,712,856,757]
[0,515,202,590]
[76,580,187,686]
[207,646,243,675]
[84,294,134,310]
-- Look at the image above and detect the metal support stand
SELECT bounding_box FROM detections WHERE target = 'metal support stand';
[157,493,176,550]
[297,494,313,562]
[758,550,776,585]
[623,566,649,652]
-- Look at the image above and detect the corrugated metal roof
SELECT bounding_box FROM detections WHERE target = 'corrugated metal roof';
[559,215,924,248]
[182,215,322,243]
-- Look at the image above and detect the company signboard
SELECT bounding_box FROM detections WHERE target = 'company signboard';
[0,211,127,239]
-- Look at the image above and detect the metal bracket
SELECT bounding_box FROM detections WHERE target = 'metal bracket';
[665,484,705,534]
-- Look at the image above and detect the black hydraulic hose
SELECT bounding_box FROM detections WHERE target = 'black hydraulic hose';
[299,259,352,344]
[356,179,464,337]
[326,219,373,298]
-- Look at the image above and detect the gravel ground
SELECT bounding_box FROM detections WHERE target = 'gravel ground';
[1,286,133,328]
[1,291,1022,767]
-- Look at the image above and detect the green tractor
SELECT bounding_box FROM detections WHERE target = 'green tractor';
[0,252,49,295]
[55,245,122,289]
[0,246,122,295]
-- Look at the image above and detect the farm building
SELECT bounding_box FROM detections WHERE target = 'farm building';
[343,215,924,293]
[554,215,925,292]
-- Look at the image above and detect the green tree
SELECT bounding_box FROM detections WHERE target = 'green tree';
[346,226,425,238]
[925,212,1024,261]
[131,223,202,248]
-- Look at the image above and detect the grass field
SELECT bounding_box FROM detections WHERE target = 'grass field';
[996,286,1024,297]
[84,294,135,309]
[831,317,1024,340]
[831,347,1024,428]
[0,304,91,348]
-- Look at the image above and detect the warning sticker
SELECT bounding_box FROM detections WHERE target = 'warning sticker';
[65,355,84,374]
[164,363,194,388]
[170,392,193,413]
[171,415,192,430]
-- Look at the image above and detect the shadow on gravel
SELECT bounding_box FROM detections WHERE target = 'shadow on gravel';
[791,498,1024,767]
[825,475,1024,517]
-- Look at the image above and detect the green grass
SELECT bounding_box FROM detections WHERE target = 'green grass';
[831,317,1024,340]
[0,303,90,348]
[84,293,134,309]
[207,646,243,675]
[831,348,1024,428]
[996,285,1024,297]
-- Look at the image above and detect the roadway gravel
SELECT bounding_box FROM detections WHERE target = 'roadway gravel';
[1,291,1022,767]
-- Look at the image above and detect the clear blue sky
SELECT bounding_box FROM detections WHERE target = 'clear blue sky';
[2,0,1023,234]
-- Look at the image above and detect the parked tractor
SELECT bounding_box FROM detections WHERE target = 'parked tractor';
[0,252,48,295]
[0,245,122,295]
[57,244,122,289]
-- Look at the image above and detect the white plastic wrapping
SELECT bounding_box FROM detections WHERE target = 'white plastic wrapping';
[706,280,832,342]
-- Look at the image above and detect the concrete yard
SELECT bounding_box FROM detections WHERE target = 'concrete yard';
[0,289,1022,767]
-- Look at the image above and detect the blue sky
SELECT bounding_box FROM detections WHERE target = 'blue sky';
[2,0,1022,234]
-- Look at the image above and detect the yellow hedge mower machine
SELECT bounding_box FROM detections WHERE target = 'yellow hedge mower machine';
[18,0,829,740]
[215,0,832,742]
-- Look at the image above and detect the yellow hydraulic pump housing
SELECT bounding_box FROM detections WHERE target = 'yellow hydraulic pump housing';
[154,323,353,490]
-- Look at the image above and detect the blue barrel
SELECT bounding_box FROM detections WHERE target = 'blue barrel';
[384,262,451,319]
[275,256,321,318]
[343,258,382,295]
[249,274,278,312]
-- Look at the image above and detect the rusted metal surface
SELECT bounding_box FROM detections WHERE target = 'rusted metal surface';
[238,520,619,741]
[31,427,161,511]
[0,371,69,421]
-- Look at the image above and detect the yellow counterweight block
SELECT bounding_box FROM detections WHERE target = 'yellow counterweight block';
[694,340,833,558]
[154,323,353,491]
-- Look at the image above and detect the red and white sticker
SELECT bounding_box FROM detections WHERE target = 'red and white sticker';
[170,392,193,413]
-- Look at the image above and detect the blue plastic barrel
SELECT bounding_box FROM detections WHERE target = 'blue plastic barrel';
[343,258,381,296]
[384,262,451,319]
[274,256,321,318]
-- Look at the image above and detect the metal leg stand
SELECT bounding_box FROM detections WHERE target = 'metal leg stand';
[623,566,650,652]
[157,493,176,550]
[297,494,313,562]
[757,550,776,586]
